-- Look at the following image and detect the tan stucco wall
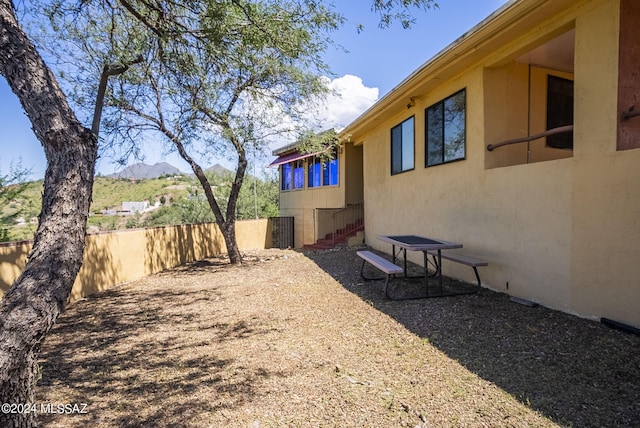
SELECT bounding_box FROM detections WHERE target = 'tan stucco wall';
[280,186,343,213]
[0,219,269,302]
[356,0,640,327]
[278,144,359,246]
[570,0,640,325]
[484,62,530,169]
[315,208,341,243]
[345,143,364,204]
[617,0,640,149]
[277,207,313,247]
[571,152,640,326]
[0,241,30,294]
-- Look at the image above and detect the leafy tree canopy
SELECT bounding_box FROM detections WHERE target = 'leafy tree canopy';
[28,0,439,265]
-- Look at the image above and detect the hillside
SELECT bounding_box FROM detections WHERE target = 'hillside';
[1,175,195,241]
[1,166,278,242]
[90,175,195,212]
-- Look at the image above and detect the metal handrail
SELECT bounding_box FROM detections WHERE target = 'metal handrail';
[331,201,364,247]
[487,125,574,152]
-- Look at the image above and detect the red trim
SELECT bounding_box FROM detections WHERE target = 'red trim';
[268,150,323,167]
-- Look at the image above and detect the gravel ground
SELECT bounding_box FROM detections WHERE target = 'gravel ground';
[36,247,640,427]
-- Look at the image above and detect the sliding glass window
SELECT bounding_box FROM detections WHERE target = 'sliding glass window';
[308,153,338,188]
[426,89,466,167]
[293,160,304,189]
[281,163,292,191]
[391,116,415,175]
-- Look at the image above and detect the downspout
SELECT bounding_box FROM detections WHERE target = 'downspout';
[527,64,532,164]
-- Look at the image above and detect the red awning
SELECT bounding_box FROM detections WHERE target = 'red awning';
[267,150,322,167]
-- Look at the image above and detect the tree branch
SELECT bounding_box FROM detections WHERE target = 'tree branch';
[92,55,143,136]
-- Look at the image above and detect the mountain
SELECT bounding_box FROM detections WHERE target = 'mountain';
[106,162,239,180]
[108,162,184,179]
[205,163,233,175]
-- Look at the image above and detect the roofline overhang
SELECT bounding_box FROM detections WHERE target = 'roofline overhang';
[272,128,338,156]
[272,141,302,156]
[338,0,580,143]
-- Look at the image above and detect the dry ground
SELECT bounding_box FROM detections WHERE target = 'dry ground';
[37,248,640,427]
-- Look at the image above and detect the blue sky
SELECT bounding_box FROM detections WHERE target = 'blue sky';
[0,0,508,179]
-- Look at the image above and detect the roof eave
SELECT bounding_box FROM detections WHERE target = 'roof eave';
[272,128,338,155]
[338,0,554,142]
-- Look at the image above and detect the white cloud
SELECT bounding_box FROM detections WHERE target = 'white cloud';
[265,74,378,156]
[308,74,379,131]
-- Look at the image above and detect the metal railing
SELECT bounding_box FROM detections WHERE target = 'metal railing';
[331,201,364,247]
[269,216,294,249]
[487,125,574,152]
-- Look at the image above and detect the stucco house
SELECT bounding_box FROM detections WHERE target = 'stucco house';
[271,0,640,329]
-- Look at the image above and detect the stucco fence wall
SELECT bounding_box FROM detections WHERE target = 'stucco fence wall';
[0,219,271,302]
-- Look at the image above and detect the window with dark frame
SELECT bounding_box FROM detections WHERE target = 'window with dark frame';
[391,116,415,175]
[425,89,466,167]
[293,160,304,189]
[308,152,338,188]
[281,163,292,191]
[546,75,574,150]
[308,157,321,188]
[324,157,339,186]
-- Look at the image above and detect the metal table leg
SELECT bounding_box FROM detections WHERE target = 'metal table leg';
[437,249,443,294]
[422,251,429,297]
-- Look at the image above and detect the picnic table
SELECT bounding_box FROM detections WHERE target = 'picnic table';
[358,235,487,299]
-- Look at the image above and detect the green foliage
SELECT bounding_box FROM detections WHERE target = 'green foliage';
[90,176,192,212]
[142,205,185,227]
[296,128,339,162]
[173,190,218,225]
[34,0,342,162]
[203,169,279,220]
[87,215,118,231]
[0,171,279,241]
[0,162,33,242]
[372,0,439,29]
[124,213,143,229]
[237,172,279,220]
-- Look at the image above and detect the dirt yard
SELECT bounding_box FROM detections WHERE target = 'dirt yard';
[36,248,640,427]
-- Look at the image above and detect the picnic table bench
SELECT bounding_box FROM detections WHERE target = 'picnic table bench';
[357,250,403,299]
[426,250,488,288]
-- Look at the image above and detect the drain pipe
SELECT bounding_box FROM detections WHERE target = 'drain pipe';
[601,318,640,336]
[527,64,532,164]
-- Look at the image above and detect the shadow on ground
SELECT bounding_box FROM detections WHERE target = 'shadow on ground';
[37,255,284,427]
[304,248,640,428]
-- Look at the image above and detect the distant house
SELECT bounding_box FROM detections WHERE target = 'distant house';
[272,0,640,328]
[121,201,149,214]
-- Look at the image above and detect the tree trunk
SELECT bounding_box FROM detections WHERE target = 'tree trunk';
[222,143,248,265]
[220,220,242,265]
[0,2,97,427]
[172,137,244,265]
